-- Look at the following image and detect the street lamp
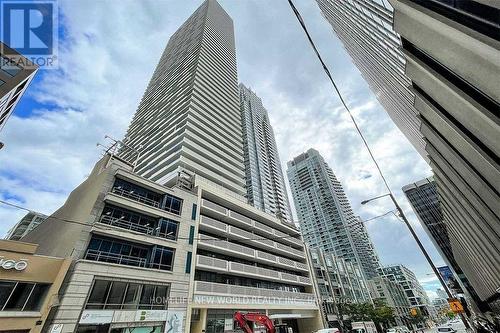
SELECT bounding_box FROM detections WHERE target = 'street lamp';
[361,193,470,329]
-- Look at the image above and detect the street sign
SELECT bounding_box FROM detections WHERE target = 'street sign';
[448,298,464,313]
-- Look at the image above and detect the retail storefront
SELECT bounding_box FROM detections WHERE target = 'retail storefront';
[0,240,70,333]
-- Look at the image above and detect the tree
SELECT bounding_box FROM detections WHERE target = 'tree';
[342,300,395,329]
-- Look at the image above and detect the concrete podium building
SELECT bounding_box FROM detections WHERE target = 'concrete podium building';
[23,0,323,332]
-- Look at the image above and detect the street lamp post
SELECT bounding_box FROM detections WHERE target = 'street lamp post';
[361,192,470,329]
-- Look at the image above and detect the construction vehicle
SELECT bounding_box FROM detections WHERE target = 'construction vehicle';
[234,311,292,333]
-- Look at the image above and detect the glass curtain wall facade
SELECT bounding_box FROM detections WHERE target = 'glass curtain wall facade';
[315,0,426,159]
[287,149,380,281]
[239,83,293,224]
[122,0,246,196]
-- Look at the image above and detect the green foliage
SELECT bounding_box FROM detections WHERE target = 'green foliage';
[342,300,395,326]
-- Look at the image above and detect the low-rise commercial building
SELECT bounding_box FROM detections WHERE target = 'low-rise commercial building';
[367,276,412,327]
[379,265,431,317]
[309,248,370,327]
[0,239,70,333]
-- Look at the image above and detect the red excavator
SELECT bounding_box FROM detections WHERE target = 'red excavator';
[234,312,292,333]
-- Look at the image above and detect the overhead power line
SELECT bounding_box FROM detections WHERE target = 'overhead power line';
[286,0,394,195]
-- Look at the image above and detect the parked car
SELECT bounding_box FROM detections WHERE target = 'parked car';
[313,329,340,333]
[437,326,457,333]
[386,326,410,333]
[351,321,377,333]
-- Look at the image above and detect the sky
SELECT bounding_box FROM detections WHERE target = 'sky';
[0,0,443,298]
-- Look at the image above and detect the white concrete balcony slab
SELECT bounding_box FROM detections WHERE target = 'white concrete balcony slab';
[197,235,255,260]
[193,281,317,308]
[196,255,228,273]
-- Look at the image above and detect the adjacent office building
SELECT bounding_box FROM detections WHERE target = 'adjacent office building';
[287,149,380,280]
[309,248,371,327]
[239,83,293,224]
[403,177,483,312]
[316,0,500,312]
[379,265,431,316]
[0,240,70,333]
[0,42,38,133]
[5,211,47,240]
[121,0,246,197]
[315,0,426,159]
[390,0,500,312]
[366,276,412,327]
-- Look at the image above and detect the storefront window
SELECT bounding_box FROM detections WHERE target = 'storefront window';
[0,281,49,311]
[85,279,169,310]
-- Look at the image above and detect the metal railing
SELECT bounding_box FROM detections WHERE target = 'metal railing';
[85,249,147,268]
[98,215,175,240]
[111,187,161,209]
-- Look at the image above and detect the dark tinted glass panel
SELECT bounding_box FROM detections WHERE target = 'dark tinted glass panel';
[105,282,127,309]
[4,283,34,310]
[139,285,155,309]
[87,280,111,308]
[23,284,49,311]
[123,283,140,309]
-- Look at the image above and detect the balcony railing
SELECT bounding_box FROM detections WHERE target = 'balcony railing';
[111,187,161,209]
[194,281,317,306]
[85,249,147,268]
[98,216,175,240]
[195,255,311,285]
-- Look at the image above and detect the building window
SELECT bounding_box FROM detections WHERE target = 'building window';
[0,281,50,311]
[163,194,183,215]
[0,56,21,77]
[185,252,192,274]
[150,246,175,271]
[191,203,197,220]
[188,226,195,245]
[86,279,169,310]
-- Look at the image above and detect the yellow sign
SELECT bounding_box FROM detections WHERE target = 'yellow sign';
[448,298,464,313]
[410,308,418,316]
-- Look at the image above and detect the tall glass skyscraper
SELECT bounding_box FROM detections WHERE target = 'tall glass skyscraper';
[287,148,380,280]
[315,0,426,159]
[239,83,293,224]
[122,0,246,196]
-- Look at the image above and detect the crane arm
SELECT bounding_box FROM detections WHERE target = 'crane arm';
[234,312,276,333]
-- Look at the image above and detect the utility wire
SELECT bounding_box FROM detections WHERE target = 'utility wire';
[286,0,394,196]
[0,199,304,243]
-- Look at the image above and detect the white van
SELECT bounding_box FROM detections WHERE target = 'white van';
[313,329,340,333]
[352,321,377,333]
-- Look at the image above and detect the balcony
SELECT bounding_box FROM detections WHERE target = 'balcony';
[85,249,147,268]
[195,255,311,285]
[111,179,182,215]
[193,281,317,308]
[198,235,308,273]
[98,206,178,241]
[199,216,305,260]
[112,187,161,209]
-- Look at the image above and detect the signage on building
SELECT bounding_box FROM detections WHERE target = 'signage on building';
[0,257,28,270]
[49,324,64,333]
[79,310,114,324]
[165,310,184,333]
[135,310,168,322]
[224,318,233,331]
[448,298,464,314]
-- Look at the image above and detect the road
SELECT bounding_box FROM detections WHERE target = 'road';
[423,320,467,333]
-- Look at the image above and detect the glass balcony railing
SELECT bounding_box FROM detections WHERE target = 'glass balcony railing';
[98,215,177,241]
[111,187,162,208]
[85,249,148,268]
